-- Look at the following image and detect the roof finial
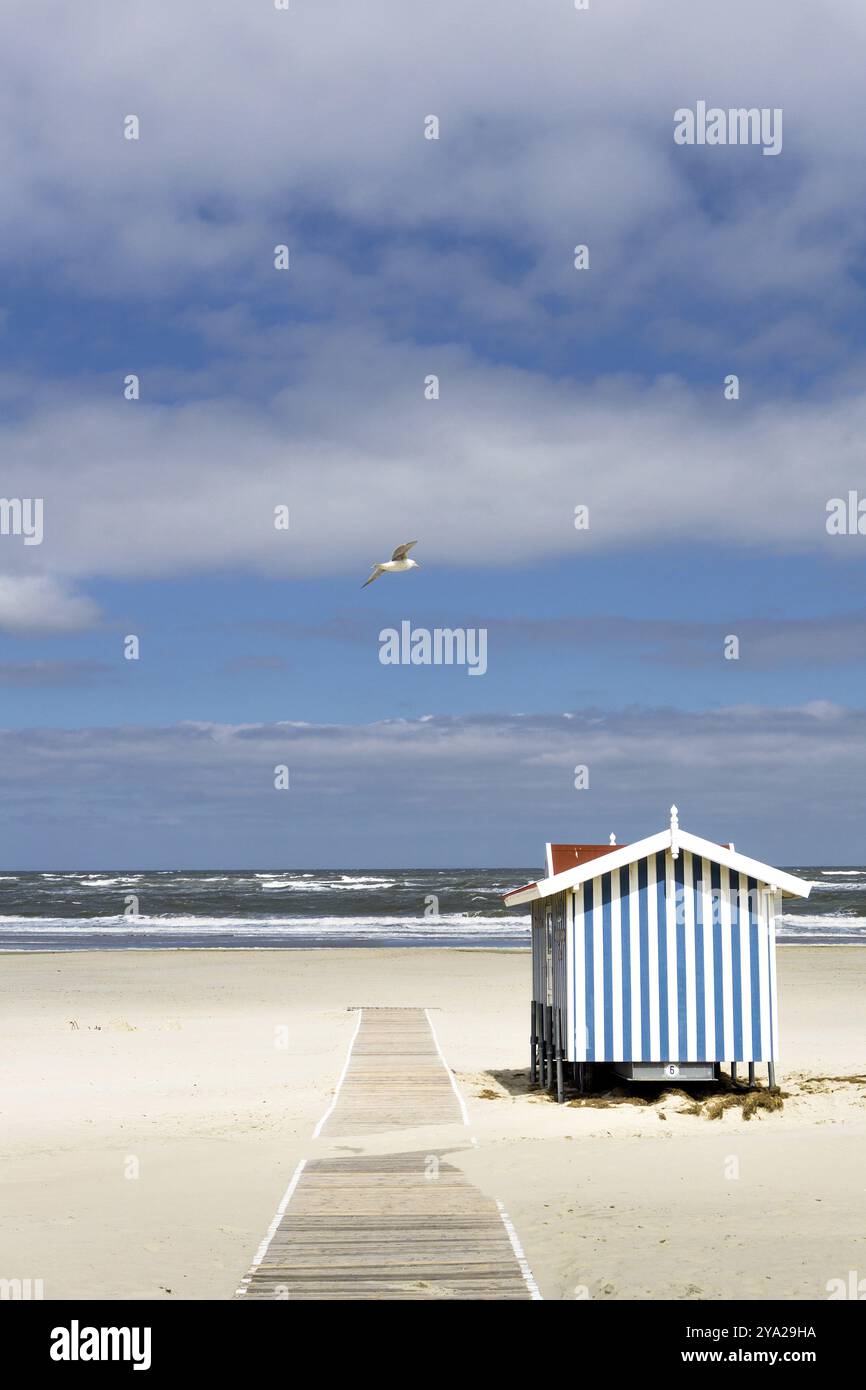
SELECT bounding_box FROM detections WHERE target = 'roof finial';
[609,833,616,845]
[670,804,680,860]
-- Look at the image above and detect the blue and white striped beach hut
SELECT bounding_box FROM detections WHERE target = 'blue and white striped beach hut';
[504,808,812,1101]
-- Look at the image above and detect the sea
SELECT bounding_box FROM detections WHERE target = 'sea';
[0,866,864,952]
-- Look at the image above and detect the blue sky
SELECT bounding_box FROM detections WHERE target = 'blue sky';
[5,553,866,730]
[2,1,866,866]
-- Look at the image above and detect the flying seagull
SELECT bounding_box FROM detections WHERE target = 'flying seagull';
[361,541,421,588]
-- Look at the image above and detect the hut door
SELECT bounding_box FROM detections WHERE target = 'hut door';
[545,906,554,1005]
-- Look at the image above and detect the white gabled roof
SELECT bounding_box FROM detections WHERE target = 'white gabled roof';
[505,829,668,905]
[504,821,812,906]
[675,829,810,898]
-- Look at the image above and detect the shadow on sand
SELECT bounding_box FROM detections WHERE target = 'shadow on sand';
[484,1065,786,1119]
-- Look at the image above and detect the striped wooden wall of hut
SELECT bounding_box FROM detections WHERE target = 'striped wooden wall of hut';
[565,849,780,1063]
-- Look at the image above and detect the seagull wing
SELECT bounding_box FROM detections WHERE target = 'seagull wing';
[361,564,386,588]
[391,541,418,561]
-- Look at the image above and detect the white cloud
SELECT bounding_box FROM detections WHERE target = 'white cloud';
[0,704,860,865]
[0,4,863,585]
[0,0,864,327]
[0,333,862,581]
[0,574,101,635]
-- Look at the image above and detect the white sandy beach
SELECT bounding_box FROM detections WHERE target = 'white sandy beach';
[1,946,864,1301]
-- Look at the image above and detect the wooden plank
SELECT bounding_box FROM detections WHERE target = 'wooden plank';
[314,1007,464,1138]
[237,1009,533,1300]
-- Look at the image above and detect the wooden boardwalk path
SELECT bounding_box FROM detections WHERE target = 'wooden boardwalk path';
[318,1007,465,1137]
[236,1008,537,1300]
